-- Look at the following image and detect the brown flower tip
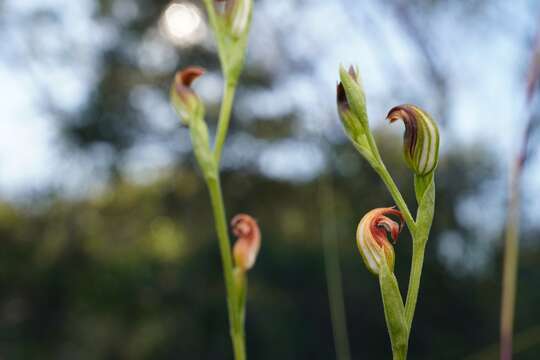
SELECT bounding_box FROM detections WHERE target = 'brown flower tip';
[171,67,205,125]
[231,214,261,271]
[387,105,418,158]
[336,82,347,110]
[336,66,359,111]
[347,65,358,81]
[174,67,205,97]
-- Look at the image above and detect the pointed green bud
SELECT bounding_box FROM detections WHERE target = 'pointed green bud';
[337,65,374,158]
[215,0,252,38]
[338,65,368,131]
[356,208,404,275]
[170,67,205,126]
[387,104,440,176]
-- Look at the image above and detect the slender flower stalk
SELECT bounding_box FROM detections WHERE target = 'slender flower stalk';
[318,175,351,360]
[499,25,540,360]
[214,81,237,164]
[171,2,254,359]
[337,64,440,359]
[500,163,521,360]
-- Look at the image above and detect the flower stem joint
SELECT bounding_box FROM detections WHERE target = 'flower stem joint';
[170,67,206,126]
[356,208,404,275]
[231,214,261,272]
[387,104,440,176]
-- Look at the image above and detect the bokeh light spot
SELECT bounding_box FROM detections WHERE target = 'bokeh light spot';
[160,2,206,46]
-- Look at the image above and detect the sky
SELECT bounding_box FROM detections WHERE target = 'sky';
[0,0,539,208]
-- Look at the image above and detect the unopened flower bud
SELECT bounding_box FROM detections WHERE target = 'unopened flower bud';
[215,0,252,38]
[232,214,261,271]
[356,208,404,275]
[386,104,440,176]
[170,67,205,126]
[337,65,369,134]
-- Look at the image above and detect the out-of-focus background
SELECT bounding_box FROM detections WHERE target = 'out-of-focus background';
[1,0,540,359]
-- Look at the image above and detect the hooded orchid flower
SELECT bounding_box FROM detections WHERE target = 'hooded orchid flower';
[232,214,261,271]
[170,66,205,126]
[387,104,440,176]
[356,207,404,275]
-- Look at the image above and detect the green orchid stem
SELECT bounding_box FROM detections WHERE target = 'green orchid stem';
[232,331,247,360]
[206,175,246,360]
[379,262,408,360]
[368,135,433,347]
[202,0,218,30]
[214,79,238,164]
[404,242,426,330]
[197,3,250,359]
[394,350,407,360]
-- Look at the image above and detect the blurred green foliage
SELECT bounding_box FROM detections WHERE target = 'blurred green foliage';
[2,143,540,359]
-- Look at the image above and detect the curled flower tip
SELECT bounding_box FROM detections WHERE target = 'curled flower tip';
[356,208,404,275]
[170,67,205,126]
[232,214,261,271]
[387,104,440,176]
[176,67,205,87]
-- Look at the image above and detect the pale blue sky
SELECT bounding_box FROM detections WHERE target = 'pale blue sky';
[0,0,538,211]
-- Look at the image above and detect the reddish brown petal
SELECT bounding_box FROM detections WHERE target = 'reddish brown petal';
[371,208,404,245]
[336,82,348,110]
[173,67,205,103]
[387,105,418,157]
[176,67,205,88]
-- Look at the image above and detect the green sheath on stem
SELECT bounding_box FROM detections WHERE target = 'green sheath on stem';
[379,261,408,360]
[404,176,435,328]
